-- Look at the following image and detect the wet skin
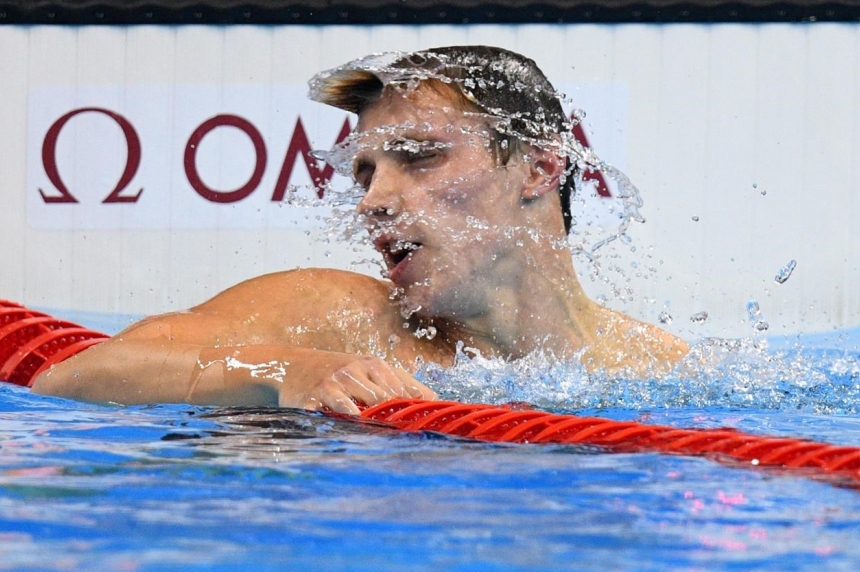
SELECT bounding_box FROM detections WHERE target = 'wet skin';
[352,88,532,321]
[32,85,688,413]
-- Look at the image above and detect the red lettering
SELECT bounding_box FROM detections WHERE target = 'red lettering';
[40,107,143,204]
[184,114,266,203]
[571,119,612,198]
[272,117,352,201]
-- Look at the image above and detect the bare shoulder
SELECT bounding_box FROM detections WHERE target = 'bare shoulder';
[190,268,407,353]
[195,268,393,316]
[585,307,689,376]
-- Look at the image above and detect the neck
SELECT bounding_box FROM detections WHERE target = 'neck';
[434,239,598,361]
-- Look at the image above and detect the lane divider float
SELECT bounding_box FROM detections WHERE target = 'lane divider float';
[0,300,109,387]
[3,299,860,488]
[360,400,860,487]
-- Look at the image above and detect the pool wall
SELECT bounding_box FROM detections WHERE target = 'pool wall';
[2,22,859,340]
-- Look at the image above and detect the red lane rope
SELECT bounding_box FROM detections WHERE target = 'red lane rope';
[0,300,109,386]
[360,400,860,486]
[3,299,860,487]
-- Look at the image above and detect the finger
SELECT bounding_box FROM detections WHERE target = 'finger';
[363,359,433,400]
[325,393,362,416]
[291,376,364,415]
[393,368,437,400]
[331,369,387,406]
[363,361,411,398]
[363,360,429,400]
[299,397,324,412]
[313,385,363,416]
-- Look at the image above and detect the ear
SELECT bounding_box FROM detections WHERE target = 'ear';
[520,145,564,201]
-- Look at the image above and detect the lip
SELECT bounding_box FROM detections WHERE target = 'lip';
[388,250,416,284]
[374,235,423,284]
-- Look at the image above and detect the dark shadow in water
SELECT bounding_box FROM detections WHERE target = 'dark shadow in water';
[200,406,402,439]
[157,406,604,461]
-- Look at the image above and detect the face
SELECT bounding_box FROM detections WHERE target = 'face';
[349,86,531,320]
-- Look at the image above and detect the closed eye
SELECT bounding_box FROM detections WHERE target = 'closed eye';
[397,150,438,168]
[386,138,450,167]
[353,159,374,190]
[351,138,453,189]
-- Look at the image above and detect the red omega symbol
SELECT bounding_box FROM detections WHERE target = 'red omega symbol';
[39,107,143,204]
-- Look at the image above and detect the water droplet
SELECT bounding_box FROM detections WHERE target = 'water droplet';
[690,311,709,324]
[774,259,797,284]
[691,215,699,222]
[746,300,770,331]
[658,311,673,325]
[414,325,438,340]
[746,300,761,321]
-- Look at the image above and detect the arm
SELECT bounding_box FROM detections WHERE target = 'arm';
[31,270,437,413]
[31,337,433,415]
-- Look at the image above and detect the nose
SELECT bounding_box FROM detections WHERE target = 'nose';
[356,162,403,220]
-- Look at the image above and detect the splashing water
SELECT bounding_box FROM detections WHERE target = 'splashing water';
[306,50,650,286]
[418,338,860,415]
[561,131,646,259]
[304,49,849,412]
[775,259,797,284]
[746,300,770,332]
[690,311,709,324]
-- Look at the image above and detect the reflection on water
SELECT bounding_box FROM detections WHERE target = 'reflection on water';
[2,342,860,569]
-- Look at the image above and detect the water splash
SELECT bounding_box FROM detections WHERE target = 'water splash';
[562,130,646,260]
[690,311,709,324]
[417,339,860,415]
[310,50,649,291]
[775,260,797,284]
[746,300,770,332]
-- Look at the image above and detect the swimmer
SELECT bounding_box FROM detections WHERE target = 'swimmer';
[32,46,689,414]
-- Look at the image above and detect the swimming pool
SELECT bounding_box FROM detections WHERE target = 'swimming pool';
[3,315,860,570]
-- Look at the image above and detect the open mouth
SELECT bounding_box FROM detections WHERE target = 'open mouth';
[389,240,422,265]
[377,238,423,271]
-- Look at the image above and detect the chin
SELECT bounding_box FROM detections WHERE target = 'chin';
[396,282,443,318]
[398,288,432,317]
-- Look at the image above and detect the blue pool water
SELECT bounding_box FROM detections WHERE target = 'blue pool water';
[4,319,860,570]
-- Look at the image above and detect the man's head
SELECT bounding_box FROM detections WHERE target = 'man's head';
[310,45,574,234]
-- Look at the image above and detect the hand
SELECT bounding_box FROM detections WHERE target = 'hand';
[276,352,437,415]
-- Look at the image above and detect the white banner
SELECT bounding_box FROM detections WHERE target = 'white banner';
[27,85,350,230]
[26,82,628,232]
[3,24,859,338]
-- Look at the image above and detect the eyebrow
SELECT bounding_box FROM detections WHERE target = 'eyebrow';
[351,131,434,160]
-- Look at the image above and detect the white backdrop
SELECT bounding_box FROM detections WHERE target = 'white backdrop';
[1,24,858,340]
